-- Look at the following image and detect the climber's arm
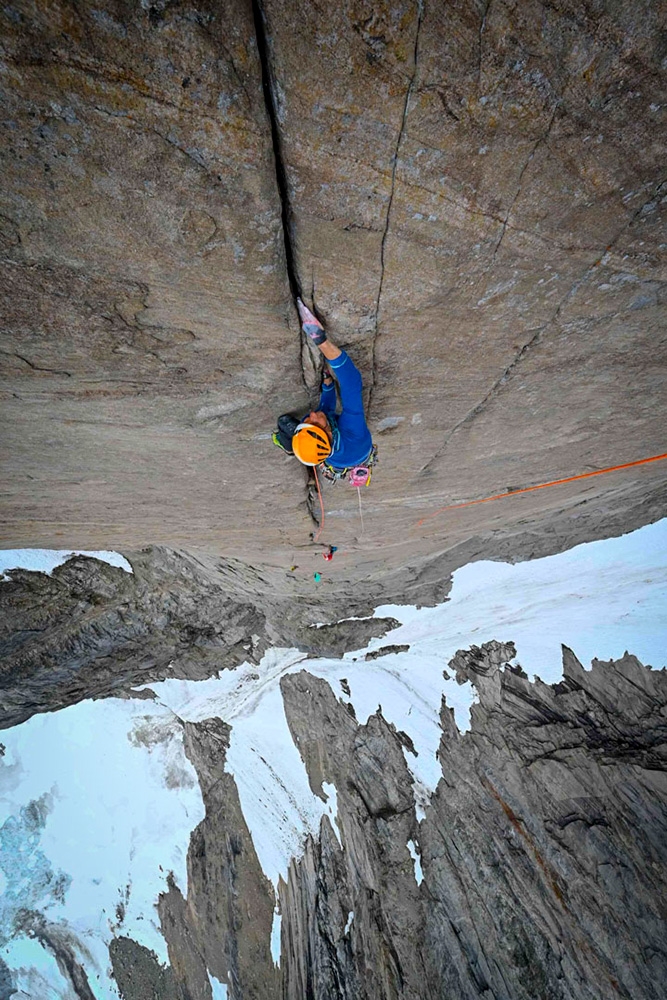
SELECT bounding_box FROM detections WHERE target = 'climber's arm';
[317,339,342,362]
[327,351,364,415]
[296,297,367,424]
[319,377,336,413]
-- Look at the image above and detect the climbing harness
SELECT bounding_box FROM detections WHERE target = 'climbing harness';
[320,444,378,485]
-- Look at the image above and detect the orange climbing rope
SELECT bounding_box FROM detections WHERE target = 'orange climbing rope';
[312,465,326,542]
[416,451,667,526]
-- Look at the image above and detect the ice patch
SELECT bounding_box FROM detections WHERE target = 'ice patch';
[371,517,667,684]
[208,971,228,999]
[150,649,327,889]
[2,935,74,1000]
[344,911,354,935]
[407,839,423,885]
[270,909,282,967]
[225,683,326,889]
[309,614,375,629]
[322,782,342,847]
[0,549,132,580]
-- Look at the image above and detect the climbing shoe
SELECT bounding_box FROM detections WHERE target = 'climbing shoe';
[297,297,327,345]
[272,431,293,455]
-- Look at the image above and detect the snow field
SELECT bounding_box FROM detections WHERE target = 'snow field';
[208,972,228,999]
[155,519,667,895]
[0,698,204,999]
[369,516,667,683]
[152,642,474,888]
[2,935,74,1000]
[270,910,282,967]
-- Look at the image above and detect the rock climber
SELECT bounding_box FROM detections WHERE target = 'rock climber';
[272,299,375,478]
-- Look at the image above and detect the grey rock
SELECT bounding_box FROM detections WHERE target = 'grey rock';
[365,643,411,660]
[110,937,184,1000]
[0,0,665,583]
[158,717,279,1000]
[279,671,423,999]
[270,644,667,999]
[0,549,269,729]
[0,548,401,729]
[295,617,401,658]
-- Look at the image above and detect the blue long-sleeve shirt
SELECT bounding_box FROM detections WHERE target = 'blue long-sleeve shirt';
[316,351,373,469]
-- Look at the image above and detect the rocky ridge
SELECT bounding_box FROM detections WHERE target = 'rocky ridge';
[1,543,666,999]
[0,549,399,730]
[2,484,664,730]
[110,640,667,1000]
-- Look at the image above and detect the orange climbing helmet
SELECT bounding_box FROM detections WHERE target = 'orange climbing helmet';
[292,423,332,466]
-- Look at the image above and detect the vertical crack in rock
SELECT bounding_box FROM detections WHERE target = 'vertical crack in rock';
[492,106,558,262]
[252,0,317,526]
[251,0,302,304]
[369,0,424,415]
[477,0,492,90]
[419,322,546,476]
[421,175,667,475]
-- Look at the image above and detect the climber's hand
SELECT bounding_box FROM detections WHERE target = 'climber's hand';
[297,297,327,345]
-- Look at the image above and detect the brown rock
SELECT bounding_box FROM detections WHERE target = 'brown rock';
[0,0,664,578]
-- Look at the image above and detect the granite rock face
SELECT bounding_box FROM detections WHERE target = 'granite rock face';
[0,0,307,554]
[91,641,667,1000]
[1,0,666,574]
[273,643,667,1000]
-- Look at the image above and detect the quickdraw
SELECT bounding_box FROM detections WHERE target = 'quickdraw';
[320,444,378,486]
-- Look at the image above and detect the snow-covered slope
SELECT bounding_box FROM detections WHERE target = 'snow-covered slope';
[1,519,665,998]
